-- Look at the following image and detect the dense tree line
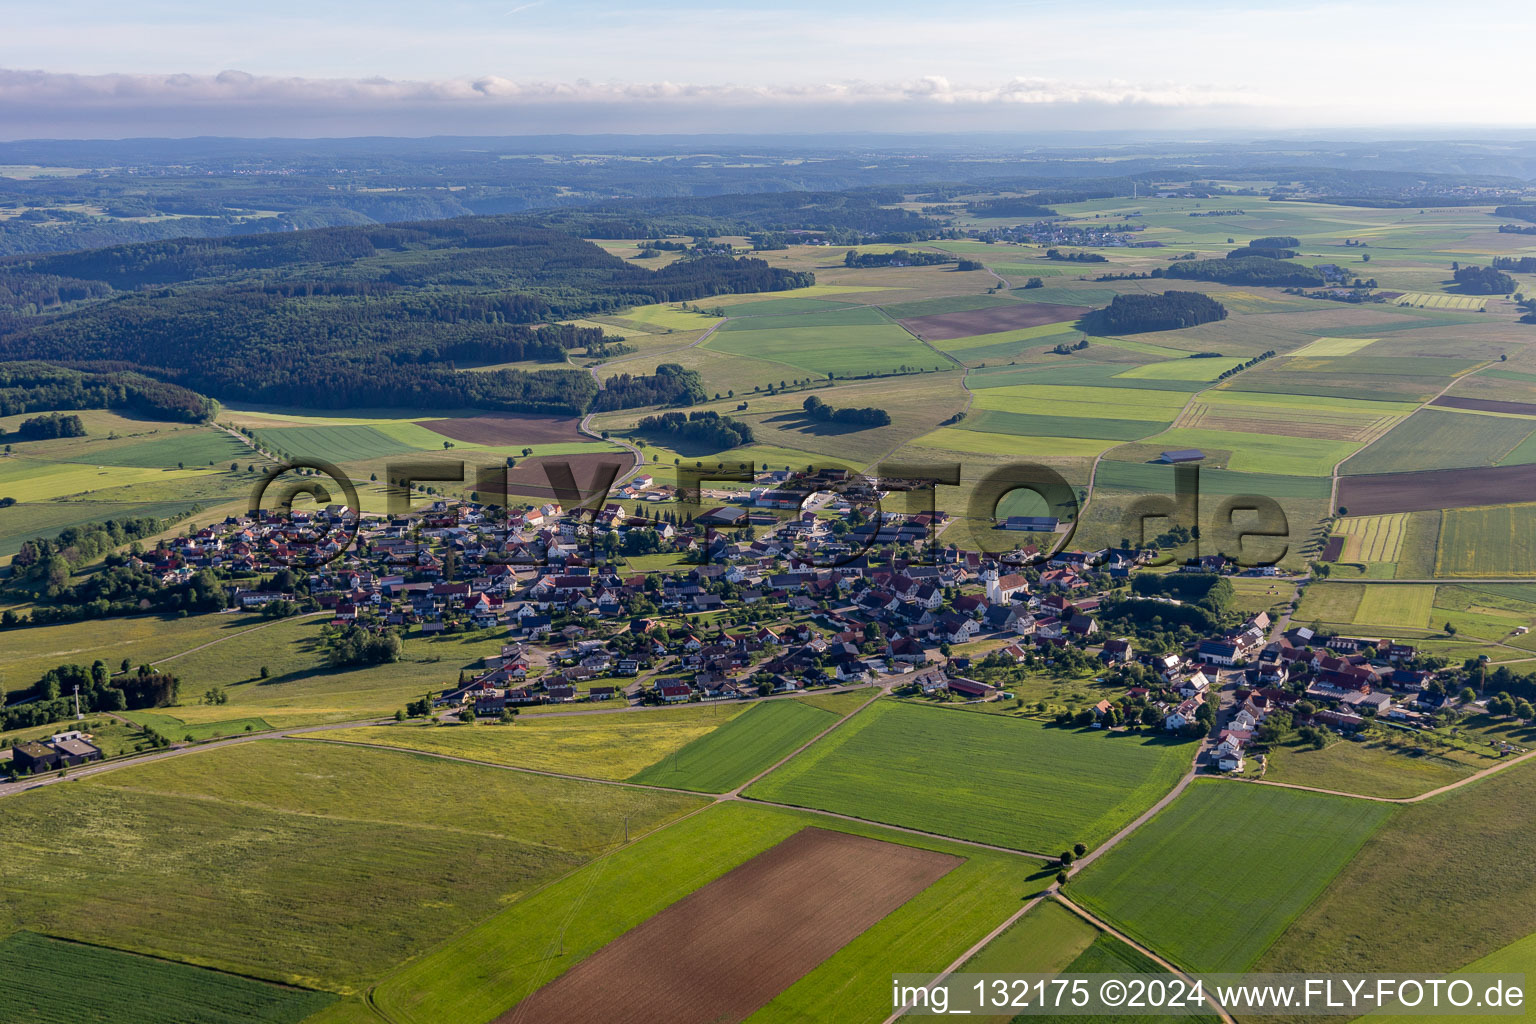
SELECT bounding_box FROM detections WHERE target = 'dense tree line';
[590,363,707,412]
[0,362,212,421]
[1045,249,1107,263]
[1498,224,1536,235]
[842,249,955,268]
[1,662,180,732]
[1226,246,1297,260]
[22,566,229,626]
[1129,573,1235,616]
[1089,291,1228,334]
[966,199,1060,219]
[11,512,194,579]
[1454,265,1517,294]
[635,410,755,449]
[16,412,84,439]
[801,395,891,427]
[1494,206,1536,225]
[1493,256,1536,273]
[1161,257,1324,287]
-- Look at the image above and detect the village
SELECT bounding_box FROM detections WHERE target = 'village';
[84,462,1494,781]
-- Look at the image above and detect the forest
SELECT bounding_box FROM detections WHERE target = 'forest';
[635,410,755,449]
[1088,291,1228,334]
[1454,265,1517,294]
[1161,256,1324,287]
[0,362,213,421]
[0,220,810,413]
[590,363,708,412]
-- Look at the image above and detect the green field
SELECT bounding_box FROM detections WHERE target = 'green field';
[1295,582,1365,624]
[372,801,1043,1024]
[1125,427,1358,475]
[1259,760,1536,975]
[0,458,218,503]
[916,427,1115,458]
[1260,734,1477,800]
[706,307,948,377]
[319,704,749,781]
[1343,410,1536,475]
[1436,504,1536,576]
[1113,357,1244,382]
[745,700,1194,852]
[58,430,252,470]
[967,409,1160,441]
[0,498,206,558]
[1291,336,1378,357]
[971,384,1188,421]
[1071,782,1392,972]
[0,740,704,990]
[1353,585,1435,628]
[0,931,336,1024]
[628,697,843,792]
[250,424,436,463]
[961,899,1099,977]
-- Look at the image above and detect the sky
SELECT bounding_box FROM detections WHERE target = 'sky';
[2,0,1531,139]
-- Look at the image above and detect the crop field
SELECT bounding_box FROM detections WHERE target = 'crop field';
[968,361,1199,392]
[250,423,442,463]
[1290,336,1379,357]
[1352,584,1435,627]
[1338,463,1536,517]
[706,308,948,378]
[1333,513,1408,562]
[372,801,1042,1024]
[0,931,336,1024]
[1112,357,1244,382]
[916,427,1116,458]
[508,828,960,1024]
[415,413,586,446]
[1215,369,1441,403]
[0,497,205,558]
[1295,582,1365,624]
[1259,760,1536,976]
[967,409,1158,441]
[896,302,1090,341]
[745,700,1193,852]
[1092,461,1333,498]
[0,459,218,503]
[1284,355,1479,378]
[40,429,252,470]
[629,697,844,792]
[1432,394,1536,418]
[960,899,1099,977]
[971,384,1189,422]
[619,301,724,331]
[1071,782,1392,973]
[0,741,704,991]
[1121,427,1358,475]
[1394,292,1488,311]
[1342,410,1536,476]
[319,704,749,781]
[1435,503,1536,576]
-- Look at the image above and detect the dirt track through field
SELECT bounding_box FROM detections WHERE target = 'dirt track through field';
[501,827,960,1024]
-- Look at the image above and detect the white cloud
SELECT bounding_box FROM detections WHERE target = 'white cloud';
[0,67,1267,111]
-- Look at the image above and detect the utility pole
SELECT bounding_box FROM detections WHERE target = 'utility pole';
[74,684,82,720]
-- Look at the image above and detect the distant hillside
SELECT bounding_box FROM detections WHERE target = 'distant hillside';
[0,217,813,413]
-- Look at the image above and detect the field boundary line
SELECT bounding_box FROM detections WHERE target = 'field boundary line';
[1233,741,1536,804]
[728,683,884,795]
[881,893,1049,1023]
[1052,895,1237,1024]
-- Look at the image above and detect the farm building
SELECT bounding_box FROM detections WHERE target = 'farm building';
[1003,516,1059,532]
[1156,449,1205,464]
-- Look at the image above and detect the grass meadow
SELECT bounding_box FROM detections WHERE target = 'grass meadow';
[318,704,750,781]
[1436,504,1536,576]
[628,697,845,792]
[1071,782,1392,972]
[372,801,1045,1024]
[0,740,704,992]
[1259,760,1536,976]
[745,700,1194,852]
